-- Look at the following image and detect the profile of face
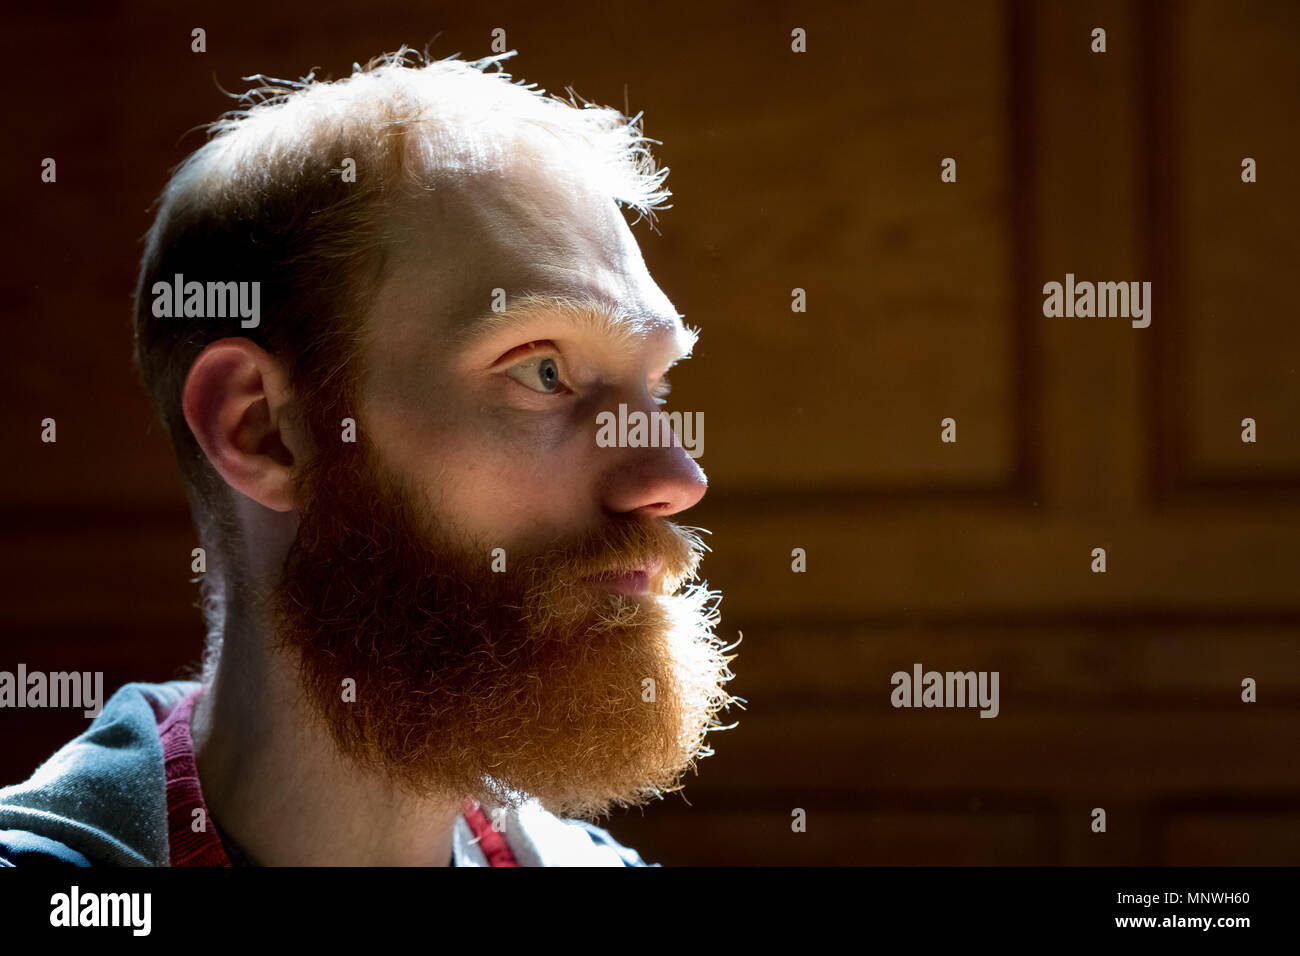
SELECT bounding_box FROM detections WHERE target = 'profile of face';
[269,130,738,821]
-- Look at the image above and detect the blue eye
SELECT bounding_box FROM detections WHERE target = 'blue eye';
[507,355,565,394]
[538,358,559,390]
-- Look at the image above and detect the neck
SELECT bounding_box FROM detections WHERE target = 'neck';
[189,602,463,866]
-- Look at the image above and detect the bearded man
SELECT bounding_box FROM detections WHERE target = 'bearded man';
[0,48,738,867]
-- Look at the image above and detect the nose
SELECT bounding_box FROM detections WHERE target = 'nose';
[598,400,708,518]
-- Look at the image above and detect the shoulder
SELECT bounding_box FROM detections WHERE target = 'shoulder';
[0,829,92,867]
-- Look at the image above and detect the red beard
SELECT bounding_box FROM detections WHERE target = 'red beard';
[270,430,739,821]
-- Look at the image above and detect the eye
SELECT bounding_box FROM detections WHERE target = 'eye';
[506,354,568,394]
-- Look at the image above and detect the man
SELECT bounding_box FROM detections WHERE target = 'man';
[0,48,739,866]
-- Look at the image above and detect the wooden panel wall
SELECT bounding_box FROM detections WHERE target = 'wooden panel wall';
[1,0,1296,865]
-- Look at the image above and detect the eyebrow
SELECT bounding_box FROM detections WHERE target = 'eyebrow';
[450,291,699,364]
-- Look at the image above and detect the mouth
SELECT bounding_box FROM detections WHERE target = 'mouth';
[582,559,665,596]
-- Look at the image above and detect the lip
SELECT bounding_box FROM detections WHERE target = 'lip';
[583,560,663,596]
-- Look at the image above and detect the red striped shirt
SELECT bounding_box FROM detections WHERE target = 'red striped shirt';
[159,688,231,867]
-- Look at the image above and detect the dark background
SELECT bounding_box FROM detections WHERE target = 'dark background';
[2,0,1298,865]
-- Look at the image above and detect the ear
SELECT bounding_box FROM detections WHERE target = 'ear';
[181,338,307,513]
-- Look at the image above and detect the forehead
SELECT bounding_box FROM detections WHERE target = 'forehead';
[367,130,686,359]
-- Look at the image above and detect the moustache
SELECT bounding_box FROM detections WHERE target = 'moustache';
[521,517,707,596]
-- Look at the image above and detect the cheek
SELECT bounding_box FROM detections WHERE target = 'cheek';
[396,396,601,545]
[443,425,595,541]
